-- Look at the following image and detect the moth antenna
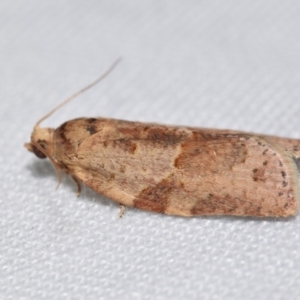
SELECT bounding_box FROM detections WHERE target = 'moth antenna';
[35,58,122,128]
[32,141,62,188]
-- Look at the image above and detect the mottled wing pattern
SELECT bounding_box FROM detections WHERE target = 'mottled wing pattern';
[56,119,299,217]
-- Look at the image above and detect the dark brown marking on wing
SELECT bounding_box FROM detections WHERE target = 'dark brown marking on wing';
[118,126,144,139]
[129,143,137,154]
[87,118,97,123]
[108,138,138,154]
[109,173,115,182]
[133,177,174,213]
[191,190,297,217]
[174,133,248,174]
[58,121,68,141]
[191,194,258,216]
[87,125,97,135]
[118,125,189,147]
[252,167,266,182]
[282,181,288,187]
[145,127,188,146]
[191,194,237,215]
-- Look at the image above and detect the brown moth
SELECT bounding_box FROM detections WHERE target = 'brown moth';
[25,62,300,217]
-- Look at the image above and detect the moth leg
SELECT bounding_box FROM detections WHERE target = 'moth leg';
[119,205,126,218]
[71,175,82,197]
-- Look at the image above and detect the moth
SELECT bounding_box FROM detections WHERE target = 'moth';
[25,61,300,217]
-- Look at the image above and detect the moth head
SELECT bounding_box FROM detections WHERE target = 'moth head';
[24,126,54,159]
[24,60,121,159]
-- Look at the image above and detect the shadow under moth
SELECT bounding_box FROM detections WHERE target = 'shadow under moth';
[25,61,300,217]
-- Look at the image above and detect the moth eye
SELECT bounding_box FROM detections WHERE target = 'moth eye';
[32,144,47,159]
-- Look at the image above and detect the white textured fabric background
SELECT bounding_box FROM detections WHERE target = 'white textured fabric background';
[1,1,300,299]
